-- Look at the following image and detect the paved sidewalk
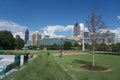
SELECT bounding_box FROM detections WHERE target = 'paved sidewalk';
[0,55,15,69]
[0,54,38,80]
[53,52,88,56]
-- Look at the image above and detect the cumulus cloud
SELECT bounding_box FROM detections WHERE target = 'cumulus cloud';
[0,20,27,32]
[13,32,25,39]
[79,23,84,30]
[43,25,73,37]
[111,28,120,42]
[43,23,120,42]
[117,16,120,20]
[43,23,86,38]
[0,20,28,39]
[79,23,89,32]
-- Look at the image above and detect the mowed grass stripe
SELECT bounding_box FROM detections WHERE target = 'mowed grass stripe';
[55,54,120,80]
[12,54,72,80]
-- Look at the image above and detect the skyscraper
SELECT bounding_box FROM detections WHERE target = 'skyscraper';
[25,29,29,44]
[32,31,42,46]
[73,22,81,36]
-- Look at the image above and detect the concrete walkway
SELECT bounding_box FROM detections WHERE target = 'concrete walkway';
[0,54,38,80]
[53,52,89,56]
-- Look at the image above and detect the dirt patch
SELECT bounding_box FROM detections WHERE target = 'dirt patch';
[80,65,108,71]
[53,52,88,56]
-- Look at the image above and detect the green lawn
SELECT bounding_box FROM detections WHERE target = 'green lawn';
[11,54,71,80]
[3,50,84,55]
[2,50,120,80]
[55,54,120,80]
[4,50,57,54]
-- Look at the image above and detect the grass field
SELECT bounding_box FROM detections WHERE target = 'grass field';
[1,50,120,80]
[55,54,120,80]
[11,54,72,80]
[4,50,44,54]
[3,50,83,55]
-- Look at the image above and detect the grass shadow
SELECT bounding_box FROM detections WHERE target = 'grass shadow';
[73,59,92,65]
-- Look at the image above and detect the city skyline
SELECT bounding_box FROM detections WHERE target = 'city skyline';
[0,0,120,41]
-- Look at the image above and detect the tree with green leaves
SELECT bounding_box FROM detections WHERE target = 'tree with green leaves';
[73,42,80,47]
[0,30,15,49]
[39,44,45,50]
[112,43,120,52]
[15,38,25,49]
[51,43,58,50]
[63,41,72,50]
[28,45,38,50]
[72,42,81,50]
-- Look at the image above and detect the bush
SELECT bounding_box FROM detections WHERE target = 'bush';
[112,43,120,52]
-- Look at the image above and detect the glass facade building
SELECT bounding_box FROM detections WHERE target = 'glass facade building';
[25,29,29,44]
[40,37,76,45]
[84,32,117,44]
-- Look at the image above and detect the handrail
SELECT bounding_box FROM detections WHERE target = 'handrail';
[0,65,7,76]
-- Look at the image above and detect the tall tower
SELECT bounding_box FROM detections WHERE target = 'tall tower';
[73,22,81,36]
[32,31,42,46]
[25,29,29,44]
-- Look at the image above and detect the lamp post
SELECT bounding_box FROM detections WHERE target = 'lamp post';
[82,29,85,51]
[60,38,62,58]
[25,44,27,54]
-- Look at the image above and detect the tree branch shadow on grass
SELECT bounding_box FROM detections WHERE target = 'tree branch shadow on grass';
[72,59,92,65]
[73,59,108,71]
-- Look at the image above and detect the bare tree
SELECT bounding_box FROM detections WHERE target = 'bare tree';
[86,11,107,67]
[97,22,112,51]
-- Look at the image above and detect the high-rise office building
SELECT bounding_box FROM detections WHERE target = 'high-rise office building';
[32,31,42,46]
[25,29,29,44]
[73,22,81,36]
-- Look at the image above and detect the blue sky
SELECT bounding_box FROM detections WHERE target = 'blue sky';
[0,0,120,40]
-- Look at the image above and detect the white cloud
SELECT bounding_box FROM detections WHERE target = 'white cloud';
[0,20,27,32]
[111,28,120,42]
[117,16,120,20]
[13,32,25,39]
[79,23,84,30]
[43,23,86,38]
[79,23,89,32]
[0,20,28,39]
[43,23,120,42]
[43,25,74,38]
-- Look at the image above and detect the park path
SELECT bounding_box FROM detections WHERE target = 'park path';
[53,52,89,56]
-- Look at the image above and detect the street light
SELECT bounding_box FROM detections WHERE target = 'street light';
[24,44,27,54]
[59,38,62,58]
[82,29,85,51]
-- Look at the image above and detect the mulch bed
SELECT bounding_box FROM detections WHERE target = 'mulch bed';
[81,65,108,71]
